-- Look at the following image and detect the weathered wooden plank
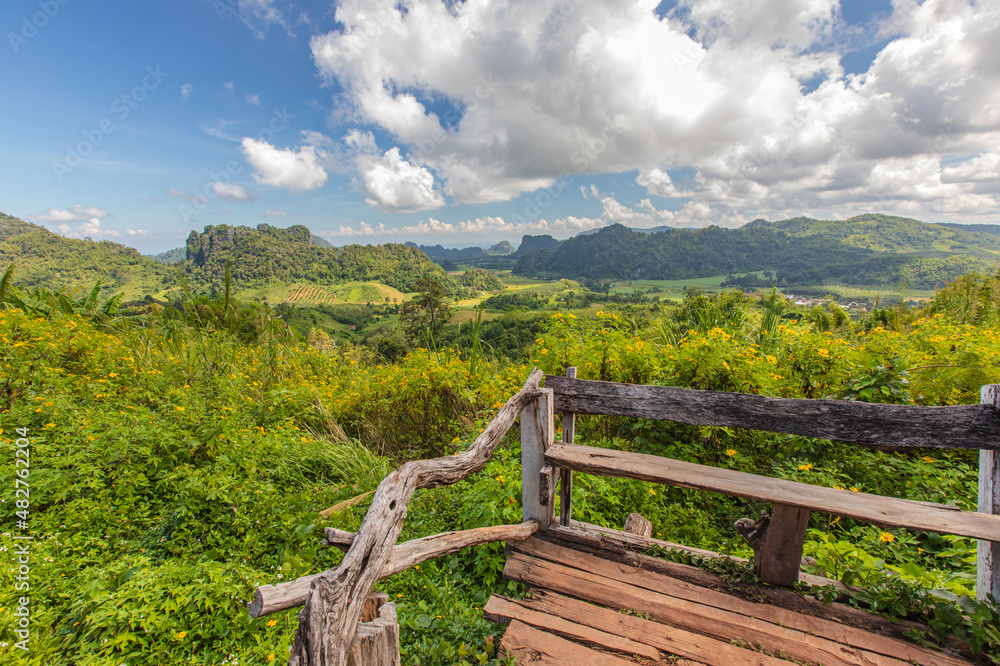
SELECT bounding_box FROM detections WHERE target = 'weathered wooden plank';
[622,512,652,538]
[519,589,795,666]
[284,369,545,666]
[542,524,958,652]
[503,551,911,666]
[522,389,554,530]
[499,619,634,665]
[250,521,539,618]
[980,385,1000,603]
[756,504,810,587]
[509,537,973,666]
[483,594,662,661]
[559,367,576,527]
[544,375,1000,450]
[545,443,1000,542]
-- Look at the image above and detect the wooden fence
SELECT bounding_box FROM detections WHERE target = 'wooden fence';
[246,368,1000,665]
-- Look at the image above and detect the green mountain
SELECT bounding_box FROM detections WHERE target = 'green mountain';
[751,214,1000,258]
[147,247,186,264]
[514,215,998,289]
[184,223,449,293]
[0,212,174,298]
[0,213,450,300]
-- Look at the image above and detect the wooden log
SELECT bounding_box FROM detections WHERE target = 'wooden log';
[544,375,1000,450]
[559,367,576,527]
[250,521,539,618]
[755,504,810,587]
[980,384,1000,604]
[545,443,1000,542]
[348,599,400,666]
[507,537,972,666]
[503,551,913,666]
[484,594,662,661]
[284,369,545,666]
[521,388,554,530]
[517,589,794,666]
[623,512,652,538]
[499,619,634,665]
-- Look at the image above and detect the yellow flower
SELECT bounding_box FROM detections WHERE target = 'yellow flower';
[176,406,185,411]
[177,631,187,639]
[922,456,934,463]
[268,655,275,662]
[648,487,656,495]
[725,449,736,457]
[797,463,813,471]
[817,348,830,357]
[267,619,277,627]
[765,355,777,364]
[879,532,895,543]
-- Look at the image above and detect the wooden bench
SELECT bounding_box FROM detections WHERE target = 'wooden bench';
[247,369,1000,665]
[497,371,1000,664]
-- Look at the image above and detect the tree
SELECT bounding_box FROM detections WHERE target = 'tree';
[401,276,452,347]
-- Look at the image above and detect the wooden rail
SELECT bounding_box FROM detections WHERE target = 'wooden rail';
[544,374,1000,450]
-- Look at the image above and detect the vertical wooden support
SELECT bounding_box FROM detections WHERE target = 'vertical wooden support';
[559,367,577,527]
[979,384,1000,604]
[522,388,555,530]
[756,503,810,587]
[348,594,400,666]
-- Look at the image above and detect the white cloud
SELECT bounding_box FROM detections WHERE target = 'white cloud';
[126,229,151,236]
[211,182,258,202]
[32,205,110,223]
[223,81,235,91]
[180,83,193,100]
[242,137,328,192]
[245,92,261,105]
[56,218,121,239]
[259,209,288,217]
[355,148,445,213]
[310,0,1000,225]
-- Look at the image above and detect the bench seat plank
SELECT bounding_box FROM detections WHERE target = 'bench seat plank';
[545,443,1000,542]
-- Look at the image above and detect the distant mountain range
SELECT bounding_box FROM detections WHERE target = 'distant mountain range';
[511,214,1000,289]
[4,210,999,299]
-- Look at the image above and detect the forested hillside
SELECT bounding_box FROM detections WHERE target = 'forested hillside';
[0,214,450,298]
[515,216,995,289]
[0,213,173,297]
[185,223,448,293]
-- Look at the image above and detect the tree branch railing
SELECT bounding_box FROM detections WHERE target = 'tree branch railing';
[248,368,546,666]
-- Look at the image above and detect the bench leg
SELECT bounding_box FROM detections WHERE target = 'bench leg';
[756,503,810,587]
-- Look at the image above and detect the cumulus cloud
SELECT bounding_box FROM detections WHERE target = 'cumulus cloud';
[56,218,120,239]
[355,148,445,213]
[259,208,288,217]
[242,136,328,192]
[310,0,1000,224]
[245,92,261,106]
[32,205,110,223]
[180,83,193,100]
[211,182,258,202]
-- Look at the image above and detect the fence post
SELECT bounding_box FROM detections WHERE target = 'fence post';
[560,367,577,527]
[522,388,554,530]
[979,384,1000,604]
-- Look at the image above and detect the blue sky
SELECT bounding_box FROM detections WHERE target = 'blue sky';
[2,0,999,253]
